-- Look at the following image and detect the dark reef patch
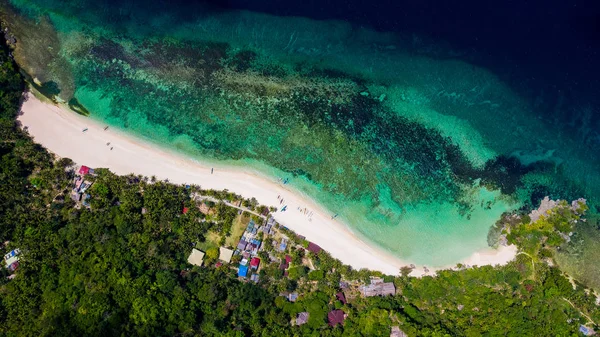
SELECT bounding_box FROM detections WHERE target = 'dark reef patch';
[90,39,142,67]
[226,50,257,72]
[479,156,537,194]
[68,97,90,116]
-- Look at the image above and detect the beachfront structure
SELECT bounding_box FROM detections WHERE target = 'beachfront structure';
[359,282,396,297]
[78,165,95,176]
[238,265,249,277]
[187,248,205,267]
[307,242,322,254]
[328,309,345,327]
[219,247,234,263]
[295,312,309,326]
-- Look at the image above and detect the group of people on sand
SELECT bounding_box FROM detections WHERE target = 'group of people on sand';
[82,125,114,150]
[297,206,313,219]
[276,195,288,212]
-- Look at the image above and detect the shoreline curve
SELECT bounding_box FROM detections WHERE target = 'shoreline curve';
[17,91,517,277]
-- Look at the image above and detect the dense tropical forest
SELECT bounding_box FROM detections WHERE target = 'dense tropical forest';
[0,24,599,336]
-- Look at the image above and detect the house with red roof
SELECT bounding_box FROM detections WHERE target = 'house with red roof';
[336,291,347,304]
[250,257,260,269]
[328,309,345,327]
[78,165,94,176]
[307,242,322,254]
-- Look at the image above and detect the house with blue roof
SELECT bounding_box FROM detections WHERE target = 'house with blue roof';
[238,265,249,277]
[278,241,287,252]
[579,325,596,336]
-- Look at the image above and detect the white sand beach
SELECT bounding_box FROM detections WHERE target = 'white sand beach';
[18,92,517,277]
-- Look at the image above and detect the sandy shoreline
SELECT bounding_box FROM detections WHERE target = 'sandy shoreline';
[18,91,517,277]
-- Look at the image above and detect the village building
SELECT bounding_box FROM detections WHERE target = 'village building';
[235,219,263,257]
[218,247,234,263]
[580,325,596,336]
[237,239,248,251]
[359,281,396,297]
[390,326,408,337]
[295,312,309,326]
[250,257,260,270]
[78,165,95,176]
[336,291,347,304]
[328,309,345,327]
[238,265,249,278]
[187,248,205,267]
[278,240,288,252]
[307,242,322,254]
[71,173,93,207]
[261,217,276,235]
[3,248,20,271]
[250,274,259,283]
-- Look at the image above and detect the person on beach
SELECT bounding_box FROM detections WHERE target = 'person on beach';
[110,147,113,150]
[211,168,213,174]
[82,128,88,132]
[103,126,109,131]
[106,142,110,146]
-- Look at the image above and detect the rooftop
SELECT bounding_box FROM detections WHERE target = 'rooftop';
[187,249,205,267]
[336,291,347,304]
[78,165,92,175]
[328,309,345,327]
[219,247,234,263]
[296,312,309,326]
[238,265,249,277]
[360,282,396,297]
[307,242,322,254]
[391,326,408,337]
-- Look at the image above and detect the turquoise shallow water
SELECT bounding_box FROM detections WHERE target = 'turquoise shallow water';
[3,0,598,266]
